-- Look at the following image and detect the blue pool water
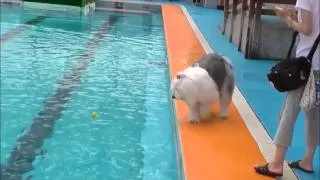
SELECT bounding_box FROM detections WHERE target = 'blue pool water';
[1,4,182,180]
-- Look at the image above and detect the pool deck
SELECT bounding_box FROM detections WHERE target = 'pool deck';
[163,5,272,180]
[161,2,319,180]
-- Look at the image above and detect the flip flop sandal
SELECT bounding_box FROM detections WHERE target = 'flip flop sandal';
[289,160,314,173]
[254,163,283,177]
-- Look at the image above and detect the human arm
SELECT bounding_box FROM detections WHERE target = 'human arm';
[275,6,313,36]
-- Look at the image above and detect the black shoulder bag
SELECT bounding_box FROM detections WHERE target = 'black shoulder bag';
[267,32,320,92]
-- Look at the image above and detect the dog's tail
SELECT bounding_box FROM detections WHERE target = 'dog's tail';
[221,55,233,69]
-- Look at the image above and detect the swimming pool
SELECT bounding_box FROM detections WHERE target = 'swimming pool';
[1,4,183,179]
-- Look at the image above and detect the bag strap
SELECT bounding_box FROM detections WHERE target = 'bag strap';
[287,31,298,59]
[307,33,320,61]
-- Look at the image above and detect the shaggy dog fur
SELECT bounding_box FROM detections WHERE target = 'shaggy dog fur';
[171,53,235,123]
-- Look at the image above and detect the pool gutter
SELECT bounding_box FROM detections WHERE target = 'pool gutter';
[162,6,187,180]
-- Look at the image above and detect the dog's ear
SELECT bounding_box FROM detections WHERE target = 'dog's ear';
[176,72,185,79]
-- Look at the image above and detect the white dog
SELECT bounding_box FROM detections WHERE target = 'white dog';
[171,53,235,123]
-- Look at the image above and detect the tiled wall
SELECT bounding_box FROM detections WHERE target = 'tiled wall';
[23,0,86,7]
[0,0,21,3]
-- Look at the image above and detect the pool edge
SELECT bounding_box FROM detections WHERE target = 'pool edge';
[161,4,187,180]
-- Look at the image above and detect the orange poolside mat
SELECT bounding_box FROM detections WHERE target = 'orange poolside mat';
[162,5,273,180]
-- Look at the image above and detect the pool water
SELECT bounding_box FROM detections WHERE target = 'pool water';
[1,4,182,180]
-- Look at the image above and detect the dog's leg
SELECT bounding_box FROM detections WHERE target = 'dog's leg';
[200,103,212,120]
[188,102,201,123]
[219,97,229,118]
[219,78,234,118]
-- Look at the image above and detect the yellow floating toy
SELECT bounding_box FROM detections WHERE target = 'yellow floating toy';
[92,112,97,120]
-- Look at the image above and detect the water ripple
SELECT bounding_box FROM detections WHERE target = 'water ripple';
[2,12,179,180]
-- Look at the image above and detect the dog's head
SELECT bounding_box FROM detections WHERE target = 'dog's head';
[171,72,186,100]
[171,67,201,100]
[171,66,211,101]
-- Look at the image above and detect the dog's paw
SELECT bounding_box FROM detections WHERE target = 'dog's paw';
[219,109,228,119]
[189,119,200,124]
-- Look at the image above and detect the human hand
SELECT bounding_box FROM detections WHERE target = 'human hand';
[275,6,294,26]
